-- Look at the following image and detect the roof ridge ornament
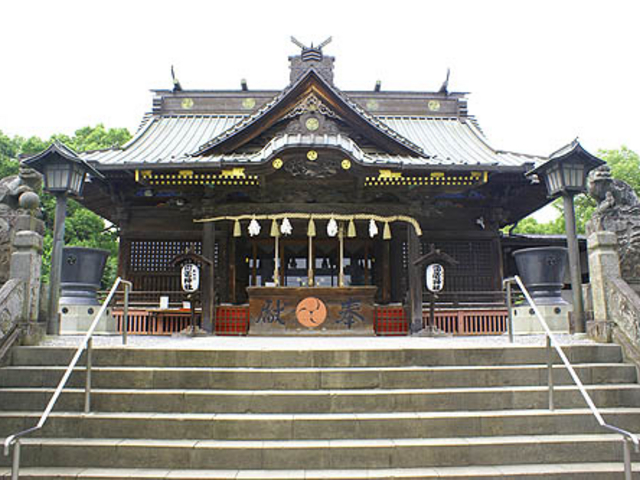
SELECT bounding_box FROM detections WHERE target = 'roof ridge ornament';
[171,65,182,92]
[291,36,332,60]
[438,68,450,95]
[289,36,334,84]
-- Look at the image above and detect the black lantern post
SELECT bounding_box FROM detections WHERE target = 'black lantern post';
[23,142,104,334]
[527,140,604,333]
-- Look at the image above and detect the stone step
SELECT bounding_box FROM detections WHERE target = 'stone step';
[4,463,640,479]
[0,363,635,390]
[2,384,639,413]
[0,434,629,470]
[2,409,640,440]
[9,344,623,368]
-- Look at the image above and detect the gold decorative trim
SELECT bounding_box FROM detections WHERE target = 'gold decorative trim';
[365,171,488,187]
[136,170,259,186]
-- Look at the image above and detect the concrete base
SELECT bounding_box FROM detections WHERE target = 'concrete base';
[512,303,571,334]
[59,303,116,335]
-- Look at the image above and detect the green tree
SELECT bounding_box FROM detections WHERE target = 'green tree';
[0,125,131,287]
[0,130,20,178]
[508,146,640,235]
[599,146,640,194]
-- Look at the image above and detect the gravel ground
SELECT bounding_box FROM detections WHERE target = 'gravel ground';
[39,333,596,350]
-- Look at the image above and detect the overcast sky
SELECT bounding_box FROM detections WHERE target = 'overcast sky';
[1,0,638,160]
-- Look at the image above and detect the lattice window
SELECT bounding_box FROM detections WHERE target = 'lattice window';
[129,240,203,272]
[428,240,496,292]
[399,240,498,293]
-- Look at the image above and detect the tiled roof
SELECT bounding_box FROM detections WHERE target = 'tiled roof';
[378,117,544,167]
[83,115,245,166]
[82,113,544,170]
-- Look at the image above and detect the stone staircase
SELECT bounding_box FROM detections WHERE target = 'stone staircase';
[1,342,640,479]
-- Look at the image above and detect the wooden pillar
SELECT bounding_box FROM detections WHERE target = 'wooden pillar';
[338,224,345,287]
[381,239,391,303]
[229,234,237,303]
[407,225,423,334]
[307,235,314,287]
[117,236,130,280]
[201,222,215,333]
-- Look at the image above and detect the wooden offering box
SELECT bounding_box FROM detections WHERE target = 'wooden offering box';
[247,286,376,336]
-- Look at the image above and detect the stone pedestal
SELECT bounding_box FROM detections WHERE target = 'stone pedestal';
[511,303,572,334]
[9,230,43,322]
[588,231,620,323]
[59,304,116,335]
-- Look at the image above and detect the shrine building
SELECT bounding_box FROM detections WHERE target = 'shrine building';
[38,40,599,336]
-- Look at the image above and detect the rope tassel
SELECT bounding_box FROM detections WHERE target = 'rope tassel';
[233,219,241,237]
[270,219,279,237]
[383,221,391,240]
[307,218,316,237]
[347,219,356,238]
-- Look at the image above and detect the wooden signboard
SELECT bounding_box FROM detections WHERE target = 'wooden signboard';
[247,286,377,336]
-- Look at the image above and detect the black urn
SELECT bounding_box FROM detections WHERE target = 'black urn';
[60,247,110,305]
[512,247,569,305]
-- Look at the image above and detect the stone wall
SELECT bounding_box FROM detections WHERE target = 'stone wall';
[0,279,25,339]
[588,231,640,365]
[0,167,45,350]
[0,167,42,286]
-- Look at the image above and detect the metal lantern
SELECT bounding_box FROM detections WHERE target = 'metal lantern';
[23,141,103,198]
[528,140,604,199]
[540,160,585,196]
[22,141,105,335]
[526,140,605,333]
[43,157,88,196]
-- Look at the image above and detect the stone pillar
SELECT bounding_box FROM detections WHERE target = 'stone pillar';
[588,231,620,323]
[9,230,43,322]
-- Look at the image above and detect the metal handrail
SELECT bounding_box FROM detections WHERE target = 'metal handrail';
[3,276,131,480]
[504,275,639,480]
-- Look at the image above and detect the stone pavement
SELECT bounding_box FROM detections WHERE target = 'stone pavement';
[40,333,595,350]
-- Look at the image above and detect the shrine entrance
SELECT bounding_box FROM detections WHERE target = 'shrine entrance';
[248,238,376,289]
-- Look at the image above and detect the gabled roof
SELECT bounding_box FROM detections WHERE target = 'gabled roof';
[192,68,427,157]
[81,114,545,171]
[526,139,605,177]
[23,141,104,180]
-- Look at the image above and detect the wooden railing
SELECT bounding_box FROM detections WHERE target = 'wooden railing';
[374,305,508,336]
[428,309,508,335]
[108,290,508,337]
[112,305,249,336]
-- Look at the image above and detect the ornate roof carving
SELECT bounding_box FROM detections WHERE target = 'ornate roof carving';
[193,68,426,158]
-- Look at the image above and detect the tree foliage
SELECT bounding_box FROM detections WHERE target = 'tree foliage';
[0,125,131,287]
[508,146,640,235]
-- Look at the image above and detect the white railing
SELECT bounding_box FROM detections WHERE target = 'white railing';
[3,277,132,480]
[504,275,639,480]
